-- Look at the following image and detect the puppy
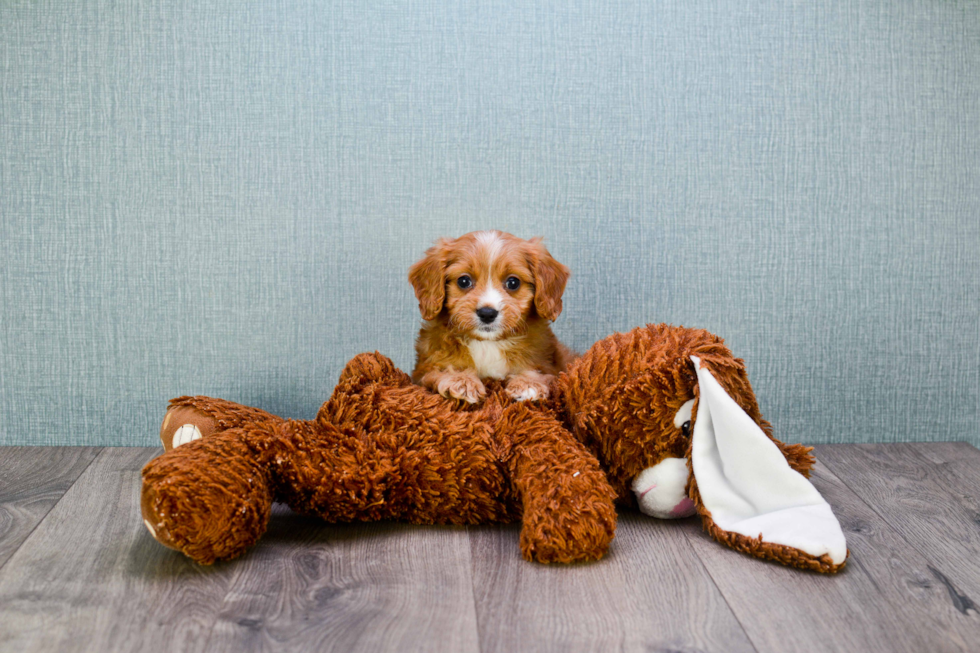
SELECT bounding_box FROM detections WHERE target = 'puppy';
[409,230,576,404]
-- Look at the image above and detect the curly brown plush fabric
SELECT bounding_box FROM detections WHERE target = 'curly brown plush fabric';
[142,324,844,572]
[141,428,275,564]
[145,352,616,564]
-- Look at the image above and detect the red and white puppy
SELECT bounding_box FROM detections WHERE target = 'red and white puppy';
[409,230,577,404]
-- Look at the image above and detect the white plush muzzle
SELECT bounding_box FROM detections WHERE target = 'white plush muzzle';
[631,457,696,519]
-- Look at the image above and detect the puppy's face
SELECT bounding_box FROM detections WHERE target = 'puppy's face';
[443,233,536,340]
[409,231,570,340]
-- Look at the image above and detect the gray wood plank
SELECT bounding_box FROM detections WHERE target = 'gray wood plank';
[807,455,980,646]
[0,446,101,569]
[912,441,980,466]
[203,510,481,653]
[470,514,757,653]
[817,444,980,599]
[686,451,977,653]
[858,442,980,597]
[900,442,980,615]
[0,447,235,653]
[903,441,980,504]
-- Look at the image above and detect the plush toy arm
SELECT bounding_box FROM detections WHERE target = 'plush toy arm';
[498,403,618,563]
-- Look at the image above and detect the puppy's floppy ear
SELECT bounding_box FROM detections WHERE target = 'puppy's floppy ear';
[408,238,450,320]
[527,237,570,321]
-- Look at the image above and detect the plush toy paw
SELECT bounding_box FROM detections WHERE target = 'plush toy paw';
[436,371,486,404]
[160,405,219,451]
[505,371,553,402]
[519,481,618,563]
[631,457,696,519]
[160,396,287,452]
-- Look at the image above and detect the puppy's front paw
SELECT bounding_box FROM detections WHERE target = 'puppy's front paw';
[506,372,553,402]
[436,372,486,404]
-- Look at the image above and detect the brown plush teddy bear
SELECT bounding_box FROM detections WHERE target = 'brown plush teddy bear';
[141,324,847,573]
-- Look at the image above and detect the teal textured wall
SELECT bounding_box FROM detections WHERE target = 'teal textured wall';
[1,0,978,446]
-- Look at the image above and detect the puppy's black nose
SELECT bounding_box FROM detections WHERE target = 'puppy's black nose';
[476,307,499,324]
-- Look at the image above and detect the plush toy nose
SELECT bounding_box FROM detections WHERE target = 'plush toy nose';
[476,307,499,323]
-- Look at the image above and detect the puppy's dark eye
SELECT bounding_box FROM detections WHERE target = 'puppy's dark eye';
[681,421,691,437]
[457,275,473,289]
[505,276,521,291]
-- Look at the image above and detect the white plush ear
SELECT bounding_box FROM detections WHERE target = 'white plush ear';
[690,356,847,567]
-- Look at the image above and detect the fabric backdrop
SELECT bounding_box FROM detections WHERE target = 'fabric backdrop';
[2,0,978,446]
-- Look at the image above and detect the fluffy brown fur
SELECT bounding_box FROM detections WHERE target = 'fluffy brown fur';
[142,324,843,572]
[409,231,576,404]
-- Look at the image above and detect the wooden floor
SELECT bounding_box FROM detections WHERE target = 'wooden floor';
[0,444,979,652]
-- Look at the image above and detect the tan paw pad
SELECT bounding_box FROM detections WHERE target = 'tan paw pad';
[172,424,203,448]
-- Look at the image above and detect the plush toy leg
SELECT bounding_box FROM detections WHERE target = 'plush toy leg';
[160,396,285,451]
[141,428,275,564]
[498,403,618,563]
[689,356,848,573]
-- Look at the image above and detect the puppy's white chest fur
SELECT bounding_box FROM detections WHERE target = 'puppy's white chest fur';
[466,339,512,379]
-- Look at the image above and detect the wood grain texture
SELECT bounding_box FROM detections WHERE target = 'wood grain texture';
[685,455,978,653]
[0,447,234,653]
[817,444,980,599]
[469,515,756,653]
[3,444,980,652]
[0,447,101,569]
[903,442,980,499]
[806,457,980,648]
[202,509,481,653]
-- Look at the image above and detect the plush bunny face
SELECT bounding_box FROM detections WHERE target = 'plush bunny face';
[558,325,733,503]
[559,324,847,571]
